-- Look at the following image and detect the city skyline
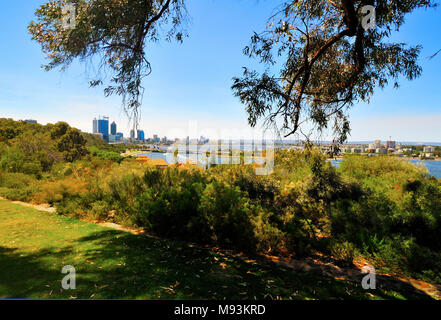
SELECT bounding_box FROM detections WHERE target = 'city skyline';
[0,1,440,142]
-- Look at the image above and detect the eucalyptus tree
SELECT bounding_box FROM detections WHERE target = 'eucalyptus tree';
[232,0,437,145]
[28,0,187,128]
[29,1,436,143]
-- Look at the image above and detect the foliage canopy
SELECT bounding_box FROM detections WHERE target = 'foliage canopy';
[232,0,436,144]
[29,0,437,143]
[28,0,187,128]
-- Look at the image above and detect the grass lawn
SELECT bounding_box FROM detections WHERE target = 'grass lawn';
[0,200,433,300]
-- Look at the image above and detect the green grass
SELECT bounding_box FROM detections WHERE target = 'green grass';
[0,200,433,300]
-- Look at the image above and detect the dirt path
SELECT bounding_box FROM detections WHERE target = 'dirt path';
[1,196,440,299]
[0,196,56,213]
[0,197,144,235]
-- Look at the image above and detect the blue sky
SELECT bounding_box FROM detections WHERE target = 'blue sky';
[0,0,440,142]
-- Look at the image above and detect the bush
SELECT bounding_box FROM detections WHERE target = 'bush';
[89,146,123,163]
[0,146,25,173]
[33,179,89,205]
[134,167,208,241]
[251,209,288,255]
[329,241,359,263]
[0,186,37,202]
[198,180,257,252]
[56,197,87,217]
[0,172,36,189]
[90,200,112,220]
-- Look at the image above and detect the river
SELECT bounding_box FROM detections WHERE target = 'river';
[139,152,441,179]
[330,159,441,179]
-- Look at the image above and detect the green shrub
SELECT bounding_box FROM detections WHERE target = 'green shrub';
[329,241,359,263]
[198,180,257,252]
[0,172,36,189]
[0,146,25,172]
[107,173,145,216]
[0,186,37,202]
[56,197,87,217]
[89,146,123,163]
[251,209,287,255]
[90,200,112,220]
[21,162,43,177]
[135,184,205,241]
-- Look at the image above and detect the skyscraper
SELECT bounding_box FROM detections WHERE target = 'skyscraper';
[110,121,117,136]
[137,130,145,142]
[93,116,109,141]
[93,118,98,134]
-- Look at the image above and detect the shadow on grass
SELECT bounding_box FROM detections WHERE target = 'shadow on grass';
[0,230,435,300]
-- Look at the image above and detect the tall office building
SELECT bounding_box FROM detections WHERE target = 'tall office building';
[130,130,135,140]
[137,130,145,142]
[93,116,109,141]
[93,118,98,134]
[110,121,117,136]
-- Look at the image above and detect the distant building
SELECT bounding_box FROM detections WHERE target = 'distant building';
[117,132,124,140]
[422,153,435,159]
[93,116,109,142]
[386,140,396,150]
[110,121,117,136]
[130,130,135,140]
[199,136,209,144]
[424,146,435,153]
[25,119,37,124]
[93,119,98,133]
[137,130,145,142]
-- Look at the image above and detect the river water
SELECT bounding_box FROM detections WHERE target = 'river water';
[139,152,441,179]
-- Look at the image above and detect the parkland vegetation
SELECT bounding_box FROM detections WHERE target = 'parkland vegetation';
[1,118,440,288]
